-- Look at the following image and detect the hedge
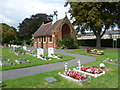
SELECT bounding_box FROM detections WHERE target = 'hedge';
[77,39,120,48]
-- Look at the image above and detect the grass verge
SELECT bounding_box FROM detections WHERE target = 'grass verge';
[1,47,75,71]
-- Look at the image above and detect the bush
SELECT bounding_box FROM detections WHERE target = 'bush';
[57,37,78,49]
[13,39,32,45]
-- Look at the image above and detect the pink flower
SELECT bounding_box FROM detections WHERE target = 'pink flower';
[68,71,78,78]
[98,70,103,73]
[82,74,86,78]
[90,67,96,71]
[94,70,99,74]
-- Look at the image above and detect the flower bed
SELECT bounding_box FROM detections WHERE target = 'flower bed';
[87,48,104,55]
[58,70,91,85]
[73,66,105,78]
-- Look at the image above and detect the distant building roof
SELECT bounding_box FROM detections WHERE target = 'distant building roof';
[78,29,120,35]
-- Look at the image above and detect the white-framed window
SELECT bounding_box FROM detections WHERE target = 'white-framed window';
[48,36,53,43]
[43,37,46,43]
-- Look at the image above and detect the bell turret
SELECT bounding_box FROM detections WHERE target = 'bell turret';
[52,10,58,24]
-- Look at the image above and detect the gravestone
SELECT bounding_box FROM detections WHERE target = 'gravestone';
[23,46,27,50]
[80,76,91,84]
[0,61,2,66]
[45,77,57,83]
[48,47,54,57]
[37,48,44,58]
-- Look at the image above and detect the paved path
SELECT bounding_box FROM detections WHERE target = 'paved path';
[2,49,96,81]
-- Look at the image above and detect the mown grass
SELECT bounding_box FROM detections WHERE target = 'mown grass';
[1,47,75,71]
[2,49,119,88]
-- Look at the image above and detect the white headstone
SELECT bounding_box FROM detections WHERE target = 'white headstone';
[8,44,11,47]
[48,47,54,57]
[37,48,44,58]
[23,46,27,50]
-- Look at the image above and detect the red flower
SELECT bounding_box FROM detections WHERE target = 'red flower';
[81,67,90,71]
[98,70,103,73]
[91,70,95,74]
[90,67,96,71]
[68,71,78,78]
[75,74,82,80]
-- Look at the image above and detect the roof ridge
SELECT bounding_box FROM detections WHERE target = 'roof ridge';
[51,18,65,32]
[43,23,52,35]
[34,23,44,35]
[43,18,64,35]
[44,22,52,25]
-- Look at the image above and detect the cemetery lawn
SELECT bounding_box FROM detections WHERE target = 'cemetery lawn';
[1,47,75,71]
[3,49,119,88]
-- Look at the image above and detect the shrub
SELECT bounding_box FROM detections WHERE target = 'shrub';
[77,39,120,48]
[57,37,78,49]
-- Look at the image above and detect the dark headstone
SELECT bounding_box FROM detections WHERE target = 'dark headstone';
[3,62,12,66]
[21,61,30,64]
[79,76,91,84]
[45,77,57,83]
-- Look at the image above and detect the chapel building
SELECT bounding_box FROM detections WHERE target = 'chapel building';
[32,12,77,49]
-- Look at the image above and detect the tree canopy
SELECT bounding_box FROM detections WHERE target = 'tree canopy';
[65,2,120,48]
[0,23,17,44]
[18,13,53,40]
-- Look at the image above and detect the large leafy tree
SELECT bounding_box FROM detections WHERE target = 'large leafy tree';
[65,2,120,48]
[18,13,53,40]
[0,23,17,44]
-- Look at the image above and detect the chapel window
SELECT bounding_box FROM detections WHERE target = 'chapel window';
[44,37,46,42]
[49,36,52,42]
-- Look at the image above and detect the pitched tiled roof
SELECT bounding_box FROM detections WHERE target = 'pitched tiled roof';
[33,18,63,37]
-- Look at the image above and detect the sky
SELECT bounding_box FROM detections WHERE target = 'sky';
[0,0,70,29]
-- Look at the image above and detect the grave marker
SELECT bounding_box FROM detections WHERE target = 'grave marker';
[23,46,27,50]
[45,77,57,83]
[37,48,44,58]
[48,47,54,57]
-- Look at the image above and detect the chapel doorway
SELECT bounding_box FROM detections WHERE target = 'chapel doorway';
[62,24,70,39]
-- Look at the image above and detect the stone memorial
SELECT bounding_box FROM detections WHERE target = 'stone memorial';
[45,77,57,83]
[23,46,27,50]
[48,47,54,57]
[37,48,44,58]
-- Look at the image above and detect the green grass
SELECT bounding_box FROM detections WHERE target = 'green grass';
[67,49,119,65]
[1,47,75,71]
[2,49,119,88]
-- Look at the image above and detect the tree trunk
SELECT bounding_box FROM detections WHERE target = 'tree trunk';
[96,35,101,48]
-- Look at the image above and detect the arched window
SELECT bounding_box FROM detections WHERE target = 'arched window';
[62,24,70,39]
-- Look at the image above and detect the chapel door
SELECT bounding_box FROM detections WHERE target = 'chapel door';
[62,24,70,39]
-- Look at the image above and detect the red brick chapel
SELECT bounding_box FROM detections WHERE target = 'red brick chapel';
[32,12,77,49]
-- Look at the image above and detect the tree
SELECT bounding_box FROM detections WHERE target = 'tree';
[0,23,17,45]
[18,13,53,40]
[65,2,120,48]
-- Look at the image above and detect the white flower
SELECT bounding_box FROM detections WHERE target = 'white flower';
[86,69,91,72]
[100,50,104,53]
[100,63,105,68]
[68,69,71,72]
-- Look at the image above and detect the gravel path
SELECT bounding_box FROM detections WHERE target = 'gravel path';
[2,49,96,81]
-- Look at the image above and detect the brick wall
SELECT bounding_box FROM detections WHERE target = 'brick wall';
[33,20,77,48]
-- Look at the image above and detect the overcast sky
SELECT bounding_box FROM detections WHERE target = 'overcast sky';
[0,0,70,29]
